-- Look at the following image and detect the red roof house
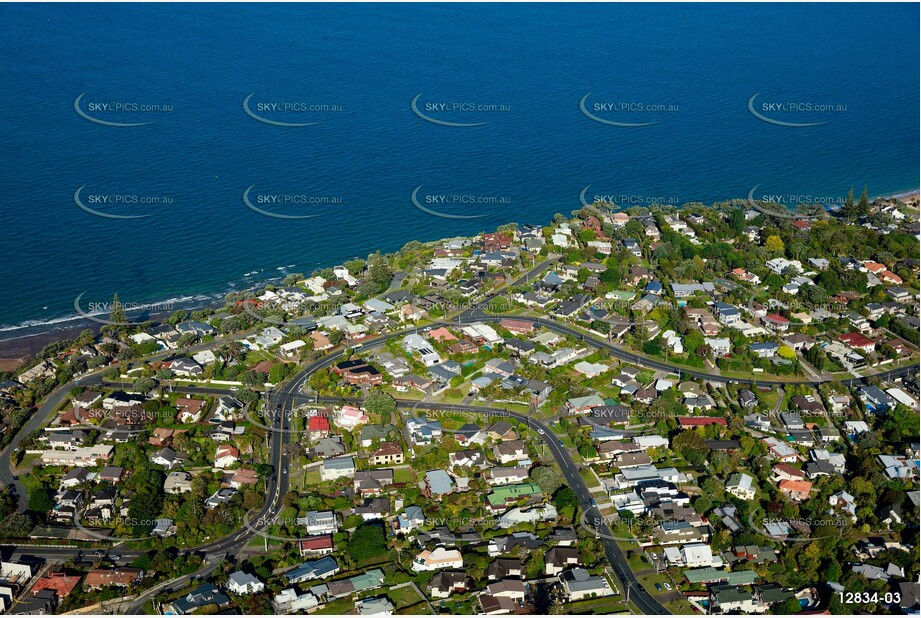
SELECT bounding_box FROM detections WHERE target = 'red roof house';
[678,416,728,429]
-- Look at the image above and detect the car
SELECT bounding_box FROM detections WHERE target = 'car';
[109,555,121,561]
[589,498,596,507]
[655,583,663,591]
[559,440,564,446]
[537,428,545,435]
[186,385,197,389]
[663,582,672,591]
[230,386,239,391]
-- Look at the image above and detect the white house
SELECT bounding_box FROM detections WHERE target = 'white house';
[226,571,265,595]
[412,547,464,572]
[727,473,756,500]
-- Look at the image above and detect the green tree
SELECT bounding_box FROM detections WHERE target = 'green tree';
[110,293,127,325]
[841,186,856,221]
[857,185,870,217]
[765,235,785,254]
[363,389,397,422]
[27,484,53,515]
[730,208,746,234]
[530,466,563,495]
[552,487,579,513]
[132,377,157,395]
[348,521,388,561]
[268,363,287,385]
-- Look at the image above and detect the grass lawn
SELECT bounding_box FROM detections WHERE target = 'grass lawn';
[638,570,675,594]
[563,597,631,615]
[664,597,699,613]
[616,540,649,572]
[20,472,45,494]
[302,467,322,486]
[314,597,358,615]
[387,585,424,609]
[757,389,780,409]
[393,467,415,484]
[397,601,434,614]
[579,468,597,486]
[438,390,467,403]
[15,452,41,472]
[594,383,622,399]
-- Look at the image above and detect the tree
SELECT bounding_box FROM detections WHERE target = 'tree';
[552,487,579,512]
[0,513,33,538]
[0,488,18,520]
[530,466,563,494]
[673,431,708,466]
[27,483,53,515]
[132,377,157,395]
[857,185,870,217]
[777,346,796,360]
[765,235,785,254]
[110,293,127,325]
[362,389,397,422]
[348,521,388,561]
[730,208,745,234]
[841,186,856,221]
[268,364,287,385]
[772,597,802,614]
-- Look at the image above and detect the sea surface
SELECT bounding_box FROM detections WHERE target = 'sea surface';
[0,3,918,341]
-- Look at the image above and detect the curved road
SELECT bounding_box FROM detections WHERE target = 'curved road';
[1,274,917,611]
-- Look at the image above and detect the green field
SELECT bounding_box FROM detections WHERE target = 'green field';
[387,585,425,609]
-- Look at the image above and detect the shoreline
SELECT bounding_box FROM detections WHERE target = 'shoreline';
[2,187,917,370]
[878,188,920,202]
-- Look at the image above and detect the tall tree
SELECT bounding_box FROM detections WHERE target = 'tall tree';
[110,293,127,325]
[841,185,856,221]
[857,185,870,217]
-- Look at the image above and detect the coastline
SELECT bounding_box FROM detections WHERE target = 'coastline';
[2,187,917,371]
[879,189,920,203]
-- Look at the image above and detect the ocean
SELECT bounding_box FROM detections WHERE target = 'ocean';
[0,2,918,342]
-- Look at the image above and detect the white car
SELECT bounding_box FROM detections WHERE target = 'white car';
[537,428,545,435]
[663,582,672,591]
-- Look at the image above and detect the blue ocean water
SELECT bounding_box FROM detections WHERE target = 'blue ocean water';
[0,3,917,335]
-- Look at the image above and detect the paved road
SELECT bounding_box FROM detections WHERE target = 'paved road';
[1,255,916,612]
[467,313,919,388]
[301,395,669,615]
[121,553,224,614]
[0,334,261,512]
